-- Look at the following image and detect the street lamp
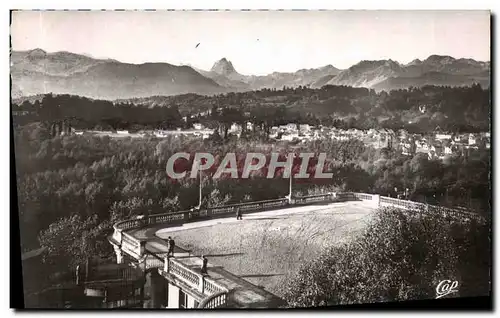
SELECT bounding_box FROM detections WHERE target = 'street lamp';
[191,158,204,211]
[197,164,203,210]
[287,152,298,204]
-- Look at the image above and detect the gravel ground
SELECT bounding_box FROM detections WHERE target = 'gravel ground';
[155,202,376,297]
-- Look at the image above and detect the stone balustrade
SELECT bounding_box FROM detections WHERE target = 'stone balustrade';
[197,291,228,309]
[112,192,484,263]
[156,254,227,296]
[110,191,484,309]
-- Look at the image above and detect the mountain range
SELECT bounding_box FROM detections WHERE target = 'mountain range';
[322,56,490,91]
[11,49,490,100]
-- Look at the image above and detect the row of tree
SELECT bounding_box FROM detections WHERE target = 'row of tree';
[12,84,490,134]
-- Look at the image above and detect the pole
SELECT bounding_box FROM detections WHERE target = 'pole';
[75,265,80,286]
[288,159,293,204]
[198,164,203,209]
[85,258,89,282]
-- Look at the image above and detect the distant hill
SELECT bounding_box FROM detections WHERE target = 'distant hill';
[11,49,227,99]
[324,55,490,91]
[197,58,342,91]
[202,55,489,92]
[11,50,490,99]
[11,49,112,77]
[324,60,404,88]
[372,70,490,91]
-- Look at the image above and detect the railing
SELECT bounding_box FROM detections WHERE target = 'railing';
[209,206,236,215]
[168,259,201,290]
[112,198,292,250]
[121,232,146,257]
[157,255,228,296]
[336,192,356,201]
[202,277,225,295]
[353,193,375,201]
[380,196,423,210]
[111,192,483,259]
[144,253,165,270]
[108,191,484,309]
[197,291,228,309]
[294,193,334,205]
[208,198,289,215]
[146,211,187,225]
[428,204,478,220]
[379,196,482,220]
[189,209,208,219]
[121,232,142,257]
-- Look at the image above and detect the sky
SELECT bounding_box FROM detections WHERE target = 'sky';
[11,10,491,75]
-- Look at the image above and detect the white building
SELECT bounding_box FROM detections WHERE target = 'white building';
[154,130,168,138]
[286,123,298,131]
[281,132,299,141]
[420,142,430,151]
[229,123,242,133]
[332,134,350,141]
[299,124,311,132]
[401,142,414,156]
[193,123,204,130]
[469,133,477,145]
[436,133,452,141]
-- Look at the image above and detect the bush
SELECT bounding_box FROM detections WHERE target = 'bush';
[282,207,490,307]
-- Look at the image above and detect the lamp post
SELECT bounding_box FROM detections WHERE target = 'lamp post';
[197,165,203,210]
[287,153,297,204]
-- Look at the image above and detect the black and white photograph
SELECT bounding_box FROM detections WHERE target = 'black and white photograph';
[10,9,492,310]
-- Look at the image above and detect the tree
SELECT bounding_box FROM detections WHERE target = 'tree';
[282,207,490,307]
[38,214,111,270]
[203,189,231,208]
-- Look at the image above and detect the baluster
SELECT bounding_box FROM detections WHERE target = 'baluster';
[199,274,205,294]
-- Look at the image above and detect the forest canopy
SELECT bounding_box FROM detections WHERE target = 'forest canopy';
[12,84,490,133]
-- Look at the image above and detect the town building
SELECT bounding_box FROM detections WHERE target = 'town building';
[285,123,298,131]
[435,133,452,141]
[469,133,478,145]
[281,132,299,141]
[299,124,311,132]
[193,123,204,130]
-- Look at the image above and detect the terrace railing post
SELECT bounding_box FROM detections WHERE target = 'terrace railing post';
[373,194,380,208]
[163,256,170,273]
[112,227,123,245]
[139,240,146,257]
[199,274,205,294]
[113,244,124,264]
[288,174,293,204]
